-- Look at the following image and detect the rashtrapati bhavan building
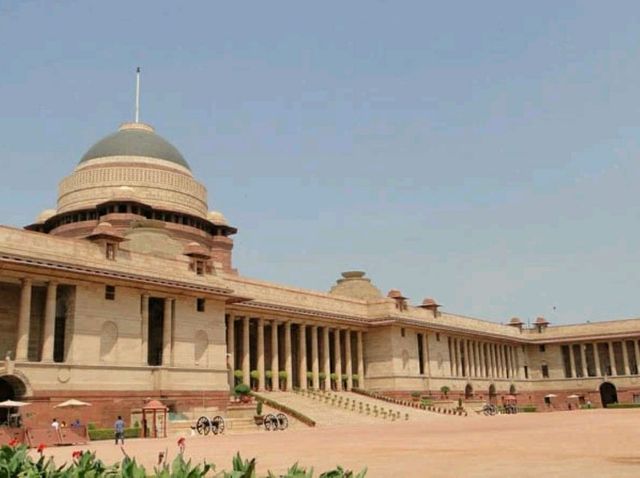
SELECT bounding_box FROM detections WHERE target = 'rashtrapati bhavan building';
[2,116,640,426]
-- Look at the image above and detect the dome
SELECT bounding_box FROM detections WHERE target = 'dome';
[36,209,57,224]
[79,123,190,170]
[207,210,228,225]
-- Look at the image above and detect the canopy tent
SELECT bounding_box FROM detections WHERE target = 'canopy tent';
[0,400,30,408]
[544,394,558,398]
[54,399,92,408]
[567,394,581,399]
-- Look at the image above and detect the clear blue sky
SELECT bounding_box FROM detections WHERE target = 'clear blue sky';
[1,1,639,325]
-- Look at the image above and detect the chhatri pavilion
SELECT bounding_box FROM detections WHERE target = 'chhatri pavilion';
[1,112,640,426]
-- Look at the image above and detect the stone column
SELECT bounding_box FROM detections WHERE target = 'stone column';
[140,294,149,365]
[491,345,497,378]
[334,329,343,391]
[242,317,250,384]
[594,343,602,376]
[479,343,485,377]
[227,315,235,388]
[311,326,320,389]
[634,340,640,375]
[622,341,631,376]
[271,321,279,391]
[608,342,616,375]
[41,281,58,362]
[357,331,365,389]
[298,324,307,390]
[465,340,472,377]
[323,327,331,390]
[568,343,575,378]
[15,278,32,361]
[285,321,293,391]
[345,329,353,390]
[227,315,235,369]
[257,318,265,390]
[580,343,587,377]
[453,339,459,376]
[162,298,173,366]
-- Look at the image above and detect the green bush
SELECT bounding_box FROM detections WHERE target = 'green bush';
[256,400,264,416]
[605,403,640,408]
[0,445,365,477]
[234,383,251,396]
[410,391,421,399]
[519,405,537,413]
[278,370,288,379]
[250,370,260,380]
[88,427,140,441]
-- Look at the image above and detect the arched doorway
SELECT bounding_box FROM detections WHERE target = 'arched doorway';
[599,382,618,408]
[488,384,497,404]
[0,375,27,424]
[465,383,473,399]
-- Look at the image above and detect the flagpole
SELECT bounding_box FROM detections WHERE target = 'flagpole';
[135,67,141,123]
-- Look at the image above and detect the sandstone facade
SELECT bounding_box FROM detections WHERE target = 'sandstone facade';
[1,120,638,427]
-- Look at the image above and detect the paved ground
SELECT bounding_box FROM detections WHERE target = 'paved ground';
[42,409,640,477]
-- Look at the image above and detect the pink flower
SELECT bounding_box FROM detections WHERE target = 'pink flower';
[37,443,46,454]
[177,437,186,446]
[72,450,82,459]
[8,438,18,447]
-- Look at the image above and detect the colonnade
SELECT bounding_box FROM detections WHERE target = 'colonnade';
[227,315,365,391]
[448,337,520,379]
[563,341,640,378]
[15,279,58,362]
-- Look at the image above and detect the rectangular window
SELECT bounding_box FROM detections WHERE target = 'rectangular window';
[539,344,546,352]
[105,285,115,300]
[197,298,205,312]
[541,364,549,378]
[524,365,529,379]
[400,328,405,338]
[195,261,204,275]
[634,394,640,404]
[417,333,424,375]
[436,333,440,341]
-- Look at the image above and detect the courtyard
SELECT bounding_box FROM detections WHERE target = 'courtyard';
[41,409,640,477]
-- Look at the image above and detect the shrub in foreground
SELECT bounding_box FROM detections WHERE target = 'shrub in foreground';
[0,443,366,477]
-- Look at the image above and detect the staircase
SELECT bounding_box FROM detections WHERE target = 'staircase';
[263,389,448,427]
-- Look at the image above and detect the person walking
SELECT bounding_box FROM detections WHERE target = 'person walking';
[51,418,60,430]
[114,416,125,445]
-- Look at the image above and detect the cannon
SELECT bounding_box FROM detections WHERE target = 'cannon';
[481,404,497,416]
[263,412,288,431]
[195,415,225,435]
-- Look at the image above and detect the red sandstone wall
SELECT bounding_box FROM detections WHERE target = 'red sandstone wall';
[24,390,230,428]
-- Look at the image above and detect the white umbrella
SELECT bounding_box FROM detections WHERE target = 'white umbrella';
[567,394,580,399]
[545,394,558,398]
[0,399,30,408]
[54,399,92,408]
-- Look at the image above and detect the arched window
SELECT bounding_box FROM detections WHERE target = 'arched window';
[100,321,118,362]
[194,330,209,366]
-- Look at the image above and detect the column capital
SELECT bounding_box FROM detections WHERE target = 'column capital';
[21,277,32,286]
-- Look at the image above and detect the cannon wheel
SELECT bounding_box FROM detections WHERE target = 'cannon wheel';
[264,413,278,431]
[196,416,211,435]
[276,413,288,431]
[211,415,225,435]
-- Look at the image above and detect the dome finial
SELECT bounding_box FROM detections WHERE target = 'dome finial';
[135,67,141,123]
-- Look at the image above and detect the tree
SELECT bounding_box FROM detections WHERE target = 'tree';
[440,385,450,398]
